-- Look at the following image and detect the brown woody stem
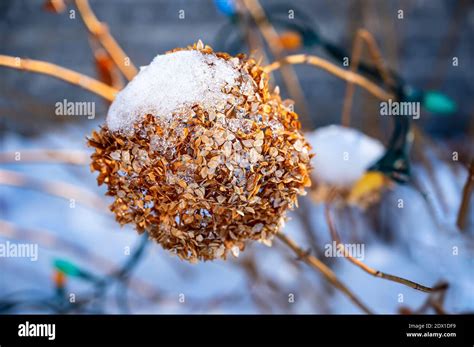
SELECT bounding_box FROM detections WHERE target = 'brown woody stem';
[0,55,118,101]
[276,231,373,314]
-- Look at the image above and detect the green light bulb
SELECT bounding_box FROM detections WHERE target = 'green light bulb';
[423,91,457,115]
[53,259,81,277]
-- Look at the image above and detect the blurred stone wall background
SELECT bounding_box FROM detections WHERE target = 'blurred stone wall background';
[1,0,473,139]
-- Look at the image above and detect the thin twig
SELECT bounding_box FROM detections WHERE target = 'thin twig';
[324,195,445,293]
[457,159,474,231]
[341,29,395,127]
[276,231,373,314]
[413,281,449,314]
[75,0,138,81]
[241,0,312,128]
[263,54,393,101]
[0,55,118,101]
[0,169,107,211]
[0,150,89,165]
[295,198,325,259]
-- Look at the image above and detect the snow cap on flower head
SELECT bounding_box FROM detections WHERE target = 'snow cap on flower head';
[88,41,312,262]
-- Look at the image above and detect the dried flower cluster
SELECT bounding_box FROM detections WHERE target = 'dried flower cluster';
[88,42,312,262]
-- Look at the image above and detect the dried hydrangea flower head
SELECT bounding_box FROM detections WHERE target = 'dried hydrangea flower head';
[88,41,312,262]
[306,125,390,208]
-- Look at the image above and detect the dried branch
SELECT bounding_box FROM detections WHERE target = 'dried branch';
[0,55,118,101]
[0,150,89,165]
[75,0,138,81]
[0,169,107,211]
[324,198,445,293]
[341,29,395,127]
[241,0,311,128]
[276,231,373,314]
[457,159,474,231]
[413,281,449,314]
[263,54,394,101]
